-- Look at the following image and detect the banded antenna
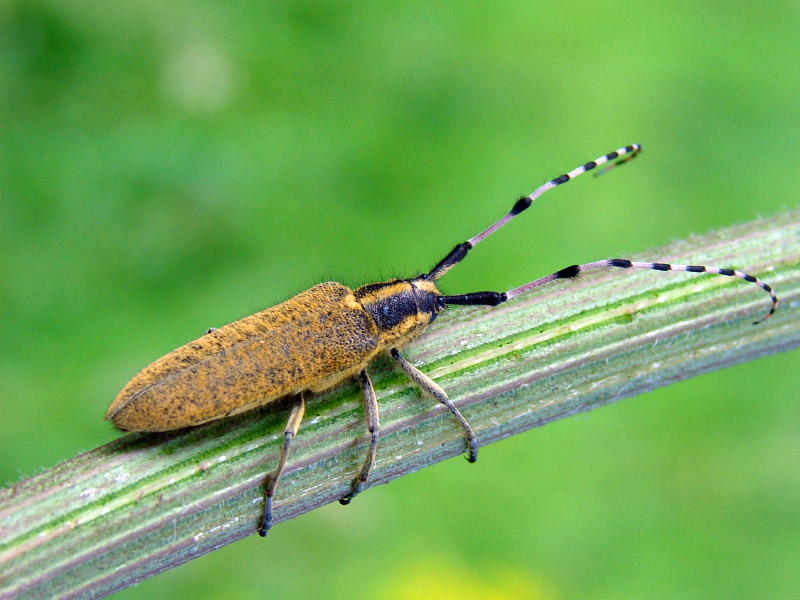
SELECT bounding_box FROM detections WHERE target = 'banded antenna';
[425,144,777,323]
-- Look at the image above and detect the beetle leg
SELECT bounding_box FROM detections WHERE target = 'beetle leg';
[340,369,380,505]
[258,393,305,537]
[390,348,478,463]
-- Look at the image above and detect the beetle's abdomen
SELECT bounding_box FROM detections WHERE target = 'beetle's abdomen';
[106,282,381,432]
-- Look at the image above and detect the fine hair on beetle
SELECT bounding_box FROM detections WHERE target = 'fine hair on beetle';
[105,143,778,537]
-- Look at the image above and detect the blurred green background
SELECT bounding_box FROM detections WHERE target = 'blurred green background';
[2,1,799,598]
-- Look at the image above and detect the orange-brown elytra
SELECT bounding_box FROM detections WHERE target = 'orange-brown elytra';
[106,143,778,537]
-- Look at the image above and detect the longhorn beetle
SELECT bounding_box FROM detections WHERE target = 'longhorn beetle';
[106,144,777,537]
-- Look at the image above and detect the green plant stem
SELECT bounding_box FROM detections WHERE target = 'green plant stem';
[2,210,800,600]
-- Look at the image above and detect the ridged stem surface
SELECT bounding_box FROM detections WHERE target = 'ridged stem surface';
[2,210,799,600]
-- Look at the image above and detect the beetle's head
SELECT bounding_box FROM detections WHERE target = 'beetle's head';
[353,277,443,347]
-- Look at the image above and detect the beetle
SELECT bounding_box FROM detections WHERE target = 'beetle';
[106,144,777,536]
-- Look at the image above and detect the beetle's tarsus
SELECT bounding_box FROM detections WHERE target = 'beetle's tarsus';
[340,479,365,505]
[258,495,273,537]
[467,438,479,463]
[340,476,365,505]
